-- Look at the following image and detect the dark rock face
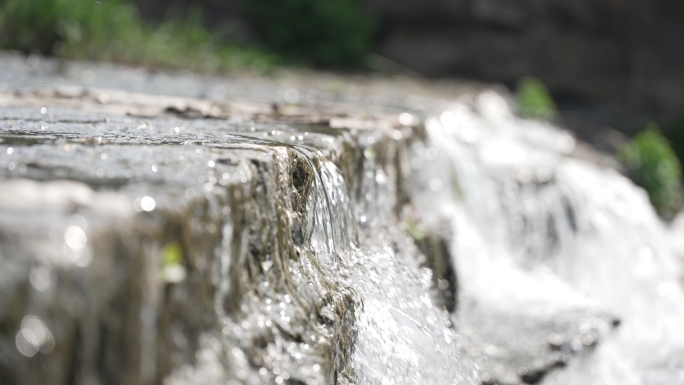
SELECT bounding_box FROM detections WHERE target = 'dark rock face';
[373,0,684,120]
[412,226,458,312]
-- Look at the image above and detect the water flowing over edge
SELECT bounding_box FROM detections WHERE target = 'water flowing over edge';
[0,57,683,385]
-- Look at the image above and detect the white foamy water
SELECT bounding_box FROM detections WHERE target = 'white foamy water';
[3,54,684,385]
[415,90,684,384]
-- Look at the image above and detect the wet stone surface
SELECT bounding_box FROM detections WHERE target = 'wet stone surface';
[0,71,476,385]
[2,54,684,385]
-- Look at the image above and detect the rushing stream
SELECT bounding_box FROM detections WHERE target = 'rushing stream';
[416,91,684,384]
[0,54,683,384]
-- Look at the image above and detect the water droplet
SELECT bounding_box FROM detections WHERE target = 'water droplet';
[307,89,321,103]
[40,107,46,114]
[391,130,404,140]
[284,88,299,104]
[16,330,39,357]
[140,196,156,212]
[6,147,13,155]
[440,111,456,126]
[582,332,597,346]
[162,264,187,283]
[399,113,414,126]
[29,266,52,292]
[429,178,443,192]
[16,316,54,357]
[64,226,87,250]
[96,93,110,104]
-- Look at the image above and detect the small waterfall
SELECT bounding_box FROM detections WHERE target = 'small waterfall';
[158,126,479,385]
[0,99,480,384]
[1,54,684,385]
[413,90,684,384]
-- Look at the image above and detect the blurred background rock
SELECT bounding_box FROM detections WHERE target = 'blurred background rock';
[128,0,684,133]
[1,0,684,211]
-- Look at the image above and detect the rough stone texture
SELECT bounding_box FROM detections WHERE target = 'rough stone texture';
[0,104,389,385]
[0,56,644,385]
[0,56,483,385]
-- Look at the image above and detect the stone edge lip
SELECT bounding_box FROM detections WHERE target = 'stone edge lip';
[1,85,418,131]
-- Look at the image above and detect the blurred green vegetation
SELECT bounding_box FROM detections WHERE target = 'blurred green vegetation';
[516,76,557,120]
[618,124,682,215]
[246,0,377,68]
[0,0,277,73]
[404,212,428,241]
[162,241,183,266]
[664,113,684,169]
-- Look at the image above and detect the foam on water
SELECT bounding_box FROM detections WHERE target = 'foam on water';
[417,90,684,384]
[2,54,684,385]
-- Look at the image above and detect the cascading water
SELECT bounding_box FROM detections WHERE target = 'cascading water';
[0,106,479,384]
[414,90,684,384]
[1,54,683,385]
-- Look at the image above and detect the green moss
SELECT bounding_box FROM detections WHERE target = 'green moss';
[162,241,183,266]
[403,207,428,241]
[618,124,682,215]
[246,0,377,67]
[516,76,557,120]
[0,0,277,73]
[664,112,684,168]
[160,241,187,283]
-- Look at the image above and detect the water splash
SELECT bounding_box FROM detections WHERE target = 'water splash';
[2,55,684,385]
[415,90,684,384]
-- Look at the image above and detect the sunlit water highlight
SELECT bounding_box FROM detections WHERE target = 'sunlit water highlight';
[0,54,683,385]
[417,91,684,384]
